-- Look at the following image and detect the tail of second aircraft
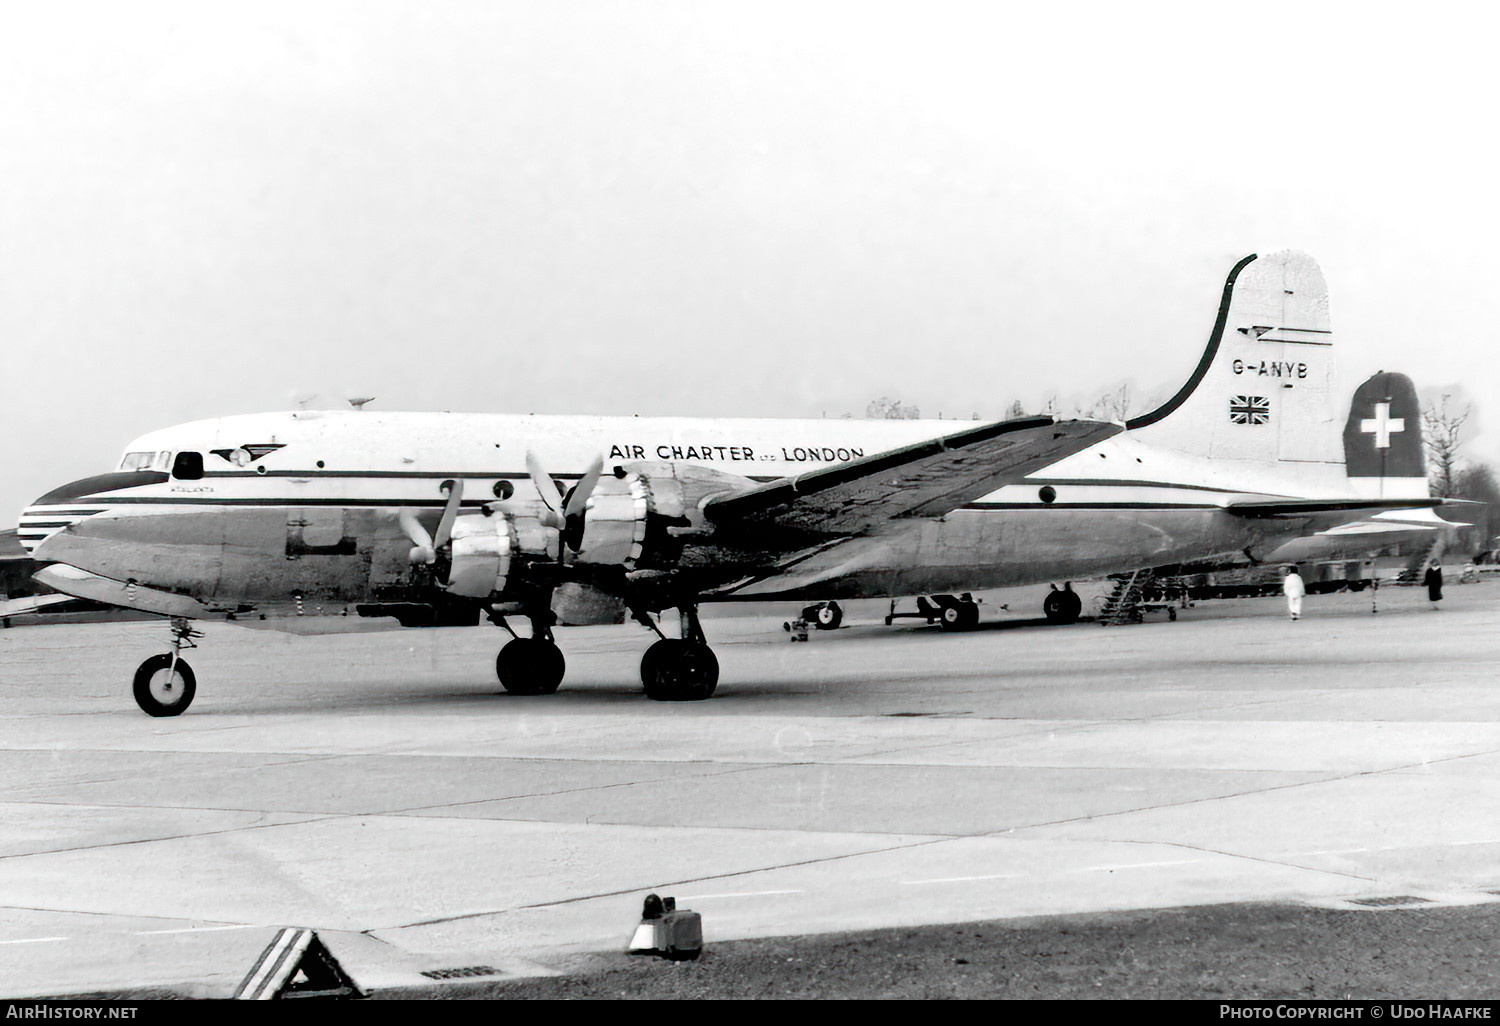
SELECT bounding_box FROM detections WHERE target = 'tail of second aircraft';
[1340,370,1427,498]
[1125,250,1345,468]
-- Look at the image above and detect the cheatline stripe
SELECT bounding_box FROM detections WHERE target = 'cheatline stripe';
[15,495,1239,513]
[15,521,80,529]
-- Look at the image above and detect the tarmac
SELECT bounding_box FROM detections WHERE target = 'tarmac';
[0,580,1495,998]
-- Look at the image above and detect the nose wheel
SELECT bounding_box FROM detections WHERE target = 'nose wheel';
[133,655,197,716]
[132,618,202,716]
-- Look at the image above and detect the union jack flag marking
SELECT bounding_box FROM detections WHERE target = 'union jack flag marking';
[1229,395,1270,424]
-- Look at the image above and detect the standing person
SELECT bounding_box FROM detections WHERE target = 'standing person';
[1424,560,1444,609]
[1283,566,1305,620]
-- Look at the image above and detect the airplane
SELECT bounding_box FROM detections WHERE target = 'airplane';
[16,250,1440,715]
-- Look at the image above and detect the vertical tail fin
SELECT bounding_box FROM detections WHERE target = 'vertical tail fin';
[1342,371,1427,498]
[1126,251,1341,466]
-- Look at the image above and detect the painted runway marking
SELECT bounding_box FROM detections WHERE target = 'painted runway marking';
[902,874,1022,885]
[677,889,803,900]
[0,936,67,945]
[1078,859,1198,872]
[134,924,258,936]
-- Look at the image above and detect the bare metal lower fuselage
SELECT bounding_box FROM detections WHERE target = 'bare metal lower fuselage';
[30,497,1320,620]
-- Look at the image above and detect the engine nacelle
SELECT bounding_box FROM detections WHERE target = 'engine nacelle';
[445,464,760,597]
[446,514,516,598]
[569,473,660,567]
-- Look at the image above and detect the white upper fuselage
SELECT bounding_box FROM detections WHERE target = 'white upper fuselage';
[23,406,1364,548]
[18,408,1381,608]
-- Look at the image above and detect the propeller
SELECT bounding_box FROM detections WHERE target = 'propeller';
[526,452,605,552]
[400,479,464,564]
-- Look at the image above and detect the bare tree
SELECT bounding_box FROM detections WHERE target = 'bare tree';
[1005,399,1026,420]
[1422,394,1471,497]
[1084,382,1134,421]
[865,397,921,420]
[1452,462,1500,554]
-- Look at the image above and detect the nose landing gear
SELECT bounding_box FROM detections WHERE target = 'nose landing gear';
[132,617,201,716]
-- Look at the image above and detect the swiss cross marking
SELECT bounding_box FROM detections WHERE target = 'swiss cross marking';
[1360,401,1405,448]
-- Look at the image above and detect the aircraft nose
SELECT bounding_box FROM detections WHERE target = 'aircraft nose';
[19,498,102,558]
[18,468,168,556]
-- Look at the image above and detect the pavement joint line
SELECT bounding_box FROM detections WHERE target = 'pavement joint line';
[992,742,1500,840]
[376,833,967,931]
[0,811,345,862]
[133,924,262,936]
[4,754,350,796]
[901,874,1022,885]
[1044,837,1386,886]
[0,903,248,927]
[382,761,781,817]
[674,890,803,900]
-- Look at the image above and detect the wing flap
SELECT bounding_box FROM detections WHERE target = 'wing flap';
[704,417,1121,538]
[1224,496,1442,518]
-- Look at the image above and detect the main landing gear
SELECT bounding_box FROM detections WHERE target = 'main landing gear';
[491,611,566,696]
[800,601,843,630]
[885,593,981,630]
[132,617,201,717]
[1042,582,1082,624]
[634,605,719,702]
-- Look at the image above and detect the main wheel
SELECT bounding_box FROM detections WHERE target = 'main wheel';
[938,600,979,631]
[132,654,197,717]
[812,602,843,630]
[642,639,719,701]
[1043,589,1082,624]
[496,638,566,695]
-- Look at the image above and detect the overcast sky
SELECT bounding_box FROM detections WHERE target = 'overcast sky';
[1,1,1496,520]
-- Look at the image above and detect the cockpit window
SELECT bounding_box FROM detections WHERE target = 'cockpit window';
[120,451,156,471]
[171,451,204,480]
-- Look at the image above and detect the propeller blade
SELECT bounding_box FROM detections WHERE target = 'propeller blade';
[398,508,435,564]
[563,455,604,518]
[432,478,464,550]
[526,451,565,515]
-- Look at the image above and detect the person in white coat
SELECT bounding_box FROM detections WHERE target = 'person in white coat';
[1282,566,1306,620]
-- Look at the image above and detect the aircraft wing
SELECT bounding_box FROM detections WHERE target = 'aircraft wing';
[0,593,80,617]
[1223,496,1446,518]
[702,417,1121,540]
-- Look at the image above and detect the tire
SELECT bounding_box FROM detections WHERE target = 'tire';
[957,600,980,629]
[640,638,670,689]
[813,602,842,630]
[132,654,197,717]
[496,638,565,695]
[1043,590,1081,624]
[643,640,719,701]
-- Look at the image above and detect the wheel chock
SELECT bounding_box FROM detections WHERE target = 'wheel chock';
[627,893,703,961]
[233,927,364,999]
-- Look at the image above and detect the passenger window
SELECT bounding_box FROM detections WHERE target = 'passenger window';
[171,451,204,480]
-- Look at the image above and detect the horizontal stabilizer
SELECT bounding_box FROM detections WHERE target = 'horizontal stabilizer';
[704,417,1122,538]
